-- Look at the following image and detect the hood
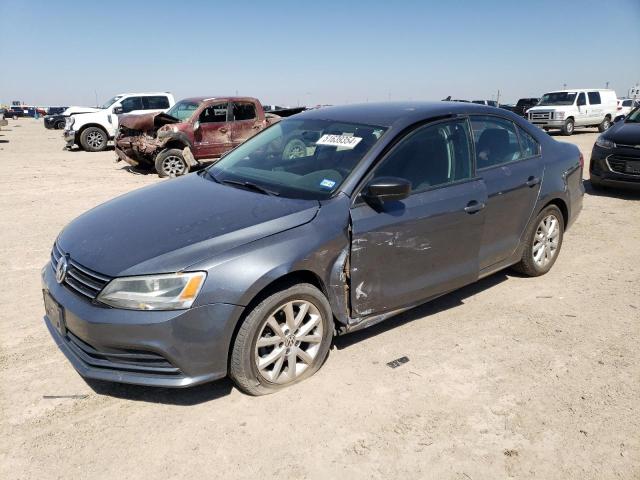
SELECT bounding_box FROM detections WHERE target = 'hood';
[119,112,181,131]
[65,105,101,116]
[527,105,562,111]
[606,121,640,145]
[57,173,319,276]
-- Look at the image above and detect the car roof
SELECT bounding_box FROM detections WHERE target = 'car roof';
[292,101,505,128]
[545,89,615,93]
[177,96,259,104]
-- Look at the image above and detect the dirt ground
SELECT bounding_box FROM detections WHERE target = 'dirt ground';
[0,119,638,480]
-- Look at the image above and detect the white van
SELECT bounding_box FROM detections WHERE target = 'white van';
[527,89,617,135]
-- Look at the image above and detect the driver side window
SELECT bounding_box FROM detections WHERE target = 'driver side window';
[120,96,143,113]
[199,103,229,123]
[373,119,473,194]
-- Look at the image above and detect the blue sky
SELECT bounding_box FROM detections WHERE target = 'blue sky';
[1,0,638,106]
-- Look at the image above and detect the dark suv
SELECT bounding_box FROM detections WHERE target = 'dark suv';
[513,98,540,117]
[590,107,640,189]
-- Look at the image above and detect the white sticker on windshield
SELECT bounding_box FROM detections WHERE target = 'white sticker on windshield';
[316,134,362,149]
[319,178,336,189]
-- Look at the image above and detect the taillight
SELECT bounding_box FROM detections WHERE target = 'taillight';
[579,152,584,169]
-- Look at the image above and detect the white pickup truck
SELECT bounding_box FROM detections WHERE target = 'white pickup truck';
[527,89,617,135]
[64,92,175,151]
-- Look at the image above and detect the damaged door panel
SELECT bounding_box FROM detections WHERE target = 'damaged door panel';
[193,102,233,159]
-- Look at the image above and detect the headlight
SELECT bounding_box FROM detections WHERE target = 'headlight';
[595,136,615,149]
[554,111,565,120]
[65,116,75,128]
[97,272,206,310]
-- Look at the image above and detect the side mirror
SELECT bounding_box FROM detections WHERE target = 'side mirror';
[193,120,201,131]
[613,115,625,123]
[363,177,411,203]
[113,106,123,114]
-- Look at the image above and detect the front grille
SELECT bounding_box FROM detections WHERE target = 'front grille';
[65,330,181,376]
[51,243,111,300]
[607,155,640,176]
[530,111,552,120]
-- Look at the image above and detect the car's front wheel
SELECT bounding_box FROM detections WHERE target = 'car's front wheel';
[55,120,65,129]
[230,283,333,395]
[80,126,108,152]
[155,148,190,177]
[513,205,564,277]
[561,118,574,136]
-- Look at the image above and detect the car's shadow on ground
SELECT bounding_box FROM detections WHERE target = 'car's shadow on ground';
[65,145,115,152]
[85,377,234,405]
[334,270,513,350]
[583,179,640,200]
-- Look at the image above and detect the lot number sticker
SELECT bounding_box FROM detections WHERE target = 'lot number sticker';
[316,134,362,149]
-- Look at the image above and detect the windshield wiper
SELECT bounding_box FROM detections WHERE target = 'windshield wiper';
[218,179,280,196]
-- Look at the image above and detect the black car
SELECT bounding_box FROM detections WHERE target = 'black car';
[590,107,640,189]
[42,102,584,395]
[44,114,66,129]
[513,98,540,117]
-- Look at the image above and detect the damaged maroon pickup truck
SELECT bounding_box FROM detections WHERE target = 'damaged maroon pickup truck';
[115,97,282,177]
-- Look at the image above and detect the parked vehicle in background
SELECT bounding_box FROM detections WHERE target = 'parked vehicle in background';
[263,105,307,117]
[513,98,540,117]
[590,106,640,190]
[115,97,282,177]
[527,89,617,135]
[64,92,175,152]
[47,106,67,115]
[617,98,640,117]
[499,104,516,112]
[7,106,26,118]
[44,114,66,130]
[472,100,498,107]
[43,102,583,395]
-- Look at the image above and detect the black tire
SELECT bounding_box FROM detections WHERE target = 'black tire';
[79,126,108,152]
[512,205,564,277]
[282,137,307,160]
[154,148,190,178]
[55,120,65,130]
[561,118,574,136]
[598,116,611,132]
[230,283,333,396]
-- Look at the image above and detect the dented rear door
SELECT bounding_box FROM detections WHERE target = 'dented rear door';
[230,101,262,145]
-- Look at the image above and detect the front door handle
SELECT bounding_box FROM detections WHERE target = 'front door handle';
[219,127,228,133]
[525,176,541,187]
[464,200,486,214]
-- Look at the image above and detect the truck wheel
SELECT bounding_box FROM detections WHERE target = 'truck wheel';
[80,127,108,152]
[598,117,611,132]
[561,119,574,136]
[155,148,190,178]
[230,283,333,396]
[55,120,65,130]
[282,137,307,160]
[512,205,564,277]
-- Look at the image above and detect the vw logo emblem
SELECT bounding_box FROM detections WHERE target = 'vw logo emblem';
[55,256,68,284]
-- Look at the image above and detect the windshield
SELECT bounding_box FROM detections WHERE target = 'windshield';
[539,92,576,106]
[625,107,640,123]
[166,100,201,121]
[100,95,123,109]
[207,118,387,200]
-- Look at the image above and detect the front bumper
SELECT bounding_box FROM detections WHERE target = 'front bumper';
[529,119,565,129]
[42,262,244,387]
[63,129,76,147]
[589,145,640,188]
[114,145,140,167]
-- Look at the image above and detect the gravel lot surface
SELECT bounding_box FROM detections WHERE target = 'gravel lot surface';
[1,119,638,479]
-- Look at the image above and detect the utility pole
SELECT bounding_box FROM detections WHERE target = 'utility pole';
[605,81,609,89]
[563,83,567,90]
[496,89,500,105]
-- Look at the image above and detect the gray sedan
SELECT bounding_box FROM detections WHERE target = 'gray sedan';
[42,102,584,395]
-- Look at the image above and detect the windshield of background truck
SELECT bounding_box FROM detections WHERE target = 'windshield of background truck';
[625,107,640,123]
[166,100,201,121]
[100,96,123,109]
[207,118,387,200]
[539,92,577,106]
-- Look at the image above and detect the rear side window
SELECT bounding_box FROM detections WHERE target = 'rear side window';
[470,116,522,169]
[120,96,143,113]
[517,126,540,158]
[199,102,229,123]
[233,102,256,121]
[588,92,601,105]
[143,96,170,110]
[374,119,473,193]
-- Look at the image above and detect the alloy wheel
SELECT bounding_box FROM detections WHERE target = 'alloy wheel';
[532,214,560,268]
[86,131,105,149]
[162,155,187,176]
[254,299,323,385]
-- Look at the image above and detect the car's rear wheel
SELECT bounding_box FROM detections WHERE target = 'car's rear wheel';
[598,116,611,132]
[512,205,564,277]
[80,126,108,152]
[561,119,574,136]
[230,283,333,396]
[155,148,190,177]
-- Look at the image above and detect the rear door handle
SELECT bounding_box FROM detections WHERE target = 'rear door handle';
[526,176,541,187]
[219,127,228,133]
[464,200,486,214]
